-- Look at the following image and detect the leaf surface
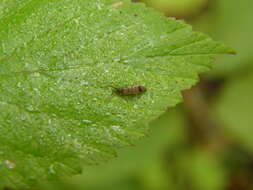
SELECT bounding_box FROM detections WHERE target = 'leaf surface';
[0,0,232,188]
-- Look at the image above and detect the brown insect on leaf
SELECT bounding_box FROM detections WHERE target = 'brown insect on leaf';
[113,85,147,96]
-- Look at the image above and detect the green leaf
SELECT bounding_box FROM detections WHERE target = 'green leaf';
[0,0,232,188]
[194,0,252,77]
[178,149,227,190]
[41,109,185,190]
[140,0,208,18]
[215,71,253,151]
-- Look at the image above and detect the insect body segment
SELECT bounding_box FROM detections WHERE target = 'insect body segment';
[115,85,147,95]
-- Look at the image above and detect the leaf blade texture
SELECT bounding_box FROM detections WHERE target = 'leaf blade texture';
[0,0,232,188]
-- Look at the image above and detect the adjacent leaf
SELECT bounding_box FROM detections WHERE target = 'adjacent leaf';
[139,0,208,18]
[193,0,253,77]
[0,0,232,188]
[215,71,253,151]
[178,149,227,190]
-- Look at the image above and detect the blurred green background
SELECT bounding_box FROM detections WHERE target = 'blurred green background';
[37,0,253,189]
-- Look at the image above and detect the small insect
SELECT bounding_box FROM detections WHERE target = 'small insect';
[112,1,123,8]
[113,85,147,95]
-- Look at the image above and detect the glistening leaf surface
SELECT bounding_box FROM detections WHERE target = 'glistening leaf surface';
[0,0,232,188]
